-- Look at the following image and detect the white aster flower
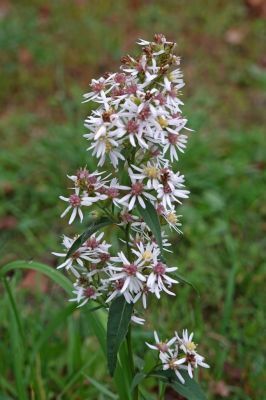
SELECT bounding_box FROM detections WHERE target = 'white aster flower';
[105,274,133,304]
[59,188,97,224]
[102,178,129,207]
[131,241,160,266]
[160,349,187,384]
[52,235,84,277]
[175,330,210,378]
[164,132,188,162]
[85,130,125,169]
[147,260,178,298]
[163,208,182,234]
[108,251,146,300]
[118,170,156,210]
[70,276,102,307]
[131,162,161,190]
[146,331,176,353]
[157,169,189,209]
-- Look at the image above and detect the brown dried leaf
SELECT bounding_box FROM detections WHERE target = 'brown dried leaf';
[0,0,11,19]
[224,362,243,382]
[210,380,231,397]
[245,0,266,18]
[38,4,51,22]
[20,270,49,293]
[18,47,33,66]
[224,28,247,45]
[0,216,17,229]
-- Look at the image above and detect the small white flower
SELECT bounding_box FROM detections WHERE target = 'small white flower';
[147,260,178,298]
[176,329,197,354]
[160,349,187,384]
[156,170,189,209]
[108,251,146,300]
[118,170,156,210]
[162,207,182,234]
[105,277,133,304]
[146,331,176,353]
[103,178,129,207]
[131,162,161,190]
[131,241,160,266]
[59,188,85,224]
[164,133,188,162]
[70,276,102,307]
[52,235,83,277]
[176,330,210,378]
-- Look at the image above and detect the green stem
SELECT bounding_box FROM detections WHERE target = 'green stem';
[126,325,138,400]
[159,381,166,400]
[125,223,132,261]
[124,222,138,399]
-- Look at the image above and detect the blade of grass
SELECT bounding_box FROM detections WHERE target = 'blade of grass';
[4,279,27,400]
[3,277,25,344]
[57,353,98,398]
[216,234,239,378]
[32,303,77,358]
[34,354,46,400]
[0,261,73,294]
[1,261,132,399]
[83,374,118,399]
[0,376,17,397]
[67,316,82,374]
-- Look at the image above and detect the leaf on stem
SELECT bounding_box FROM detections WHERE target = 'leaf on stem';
[131,372,146,392]
[137,200,163,252]
[174,272,200,296]
[151,370,207,400]
[0,261,73,294]
[107,296,134,376]
[65,217,113,259]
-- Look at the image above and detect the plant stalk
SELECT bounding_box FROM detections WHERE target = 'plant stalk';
[126,325,138,400]
[125,222,138,399]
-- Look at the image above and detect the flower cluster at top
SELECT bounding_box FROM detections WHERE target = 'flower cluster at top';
[54,34,191,323]
[146,330,209,384]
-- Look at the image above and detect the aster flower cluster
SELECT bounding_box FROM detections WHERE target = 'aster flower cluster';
[54,34,192,321]
[54,35,193,318]
[54,34,209,390]
[146,330,209,384]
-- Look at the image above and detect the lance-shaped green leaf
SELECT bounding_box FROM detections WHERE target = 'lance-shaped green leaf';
[131,372,146,392]
[175,272,200,296]
[150,370,207,400]
[137,200,163,252]
[0,261,73,294]
[107,296,134,376]
[66,217,113,259]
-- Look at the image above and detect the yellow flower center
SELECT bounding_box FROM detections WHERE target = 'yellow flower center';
[186,341,197,352]
[144,166,159,179]
[166,212,178,224]
[157,116,168,128]
[99,136,113,153]
[169,358,178,369]
[142,250,152,261]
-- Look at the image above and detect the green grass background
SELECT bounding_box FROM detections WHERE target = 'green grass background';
[0,0,265,399]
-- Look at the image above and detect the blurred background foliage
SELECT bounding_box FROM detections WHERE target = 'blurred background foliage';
[0,0,265,399]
